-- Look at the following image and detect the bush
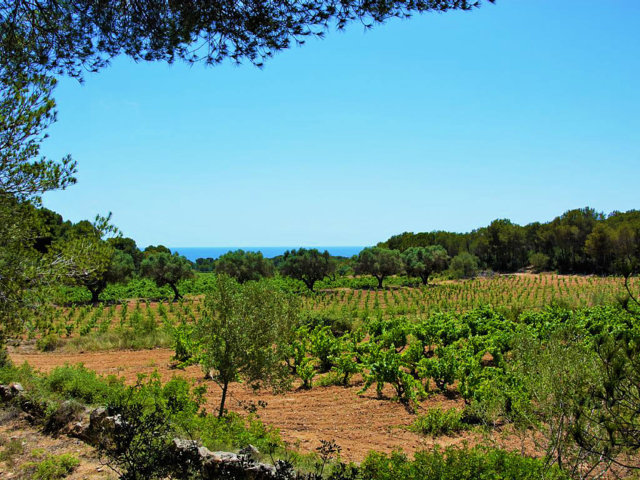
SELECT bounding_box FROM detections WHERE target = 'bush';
[359,447,569,480]
[529,252,550,273]
[448,253,479,279]
[36,334,64,352]
[45,364,122,405]
[408,408,469,437]
[25,453,80,480]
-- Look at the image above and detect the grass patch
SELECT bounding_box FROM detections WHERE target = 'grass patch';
[61,327,172,352]
[0,437,24,467]
[23,453,80,479]
[408,407,471,437]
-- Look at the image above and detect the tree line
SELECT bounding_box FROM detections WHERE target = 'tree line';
[378,207,640,276]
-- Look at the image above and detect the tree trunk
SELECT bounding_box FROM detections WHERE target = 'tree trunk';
[376,275,384,289]
[421,274,429,286]
[88,287,100,304]
[218,380,229,418]
[169,283,181,302]
[303,278,315,292]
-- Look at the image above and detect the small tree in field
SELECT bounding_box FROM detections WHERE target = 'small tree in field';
[81,249,134,303]
[402,245,449,285]
[195,275,300,417]
[141,252,193,301]
[214,249,274,283]
[50,215,132,303]
[279,248,335,292]
[354,247,403,288]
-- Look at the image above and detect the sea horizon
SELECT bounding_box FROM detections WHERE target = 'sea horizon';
[171,246,367,262]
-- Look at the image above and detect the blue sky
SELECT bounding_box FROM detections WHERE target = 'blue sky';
[41,0,639,248]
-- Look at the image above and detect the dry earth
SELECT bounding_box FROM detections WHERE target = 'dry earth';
[0,409,114,479]
[8,348,526,462]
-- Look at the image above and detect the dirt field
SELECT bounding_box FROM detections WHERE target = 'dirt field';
[8,348,511,462]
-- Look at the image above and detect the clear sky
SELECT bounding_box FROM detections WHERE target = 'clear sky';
[40,0,639,248]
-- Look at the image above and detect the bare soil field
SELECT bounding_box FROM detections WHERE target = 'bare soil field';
[8,348,522,462]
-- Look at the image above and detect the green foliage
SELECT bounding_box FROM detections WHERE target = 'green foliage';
[195,275,301,416]
[354,247,403,289]
[48,216,133,303]
[25,453,80,480]
[359,447,569,480]
[279,248,336,291]
[330,350,361,386]
[214,249,274,283]
[359,345,425,409]
[36,333,64,352]
[308,325,342,373]
[63,326,172,352]
[402,245,449,285]
[141,252,193,301]
[528,252,550,273]
[0,73,76,199]
[0,438,24,467]
[448,252,479,279]
[408,408,469,437]
[97,374,201,480]
[296,357,317,390]
[44,364,122,405]
[418,345,459,393]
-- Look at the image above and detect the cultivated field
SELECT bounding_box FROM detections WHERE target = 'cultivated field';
[8,273,639,468]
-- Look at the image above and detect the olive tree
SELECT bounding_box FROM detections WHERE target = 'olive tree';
[402,245,449,285]
[141,252,193,301]
[279,248,335,292]
[214,249,274,283]
[195,275,300,417]
[354,247,403,288]
[54,237,133,303]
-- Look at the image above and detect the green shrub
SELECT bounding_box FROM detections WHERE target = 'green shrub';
[36,334,64,352]
[45,364,122,405]
[25,453,80,480]
[408,408,469,437]
[63,326,172,352]
[448,252,479,279]
[359,447,569,480]
[0,438,24,467]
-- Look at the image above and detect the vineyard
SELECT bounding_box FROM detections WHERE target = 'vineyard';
[308,274,636,317]
[5,273,640,479]
[22,274,637,350]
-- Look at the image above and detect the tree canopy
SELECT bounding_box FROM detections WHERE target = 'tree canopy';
[141,252,194,301]
[0,1,492,79]
[354,247,403,288]
[195,275,300,417]
[214,249,274,284]
[279,248,335,292]
[379,208,640,276]
[402,245,449,285]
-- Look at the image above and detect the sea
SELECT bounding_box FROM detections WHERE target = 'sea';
[171,246,366,262]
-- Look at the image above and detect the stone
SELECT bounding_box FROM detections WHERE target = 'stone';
[239,444,261,462]
[10,383,24,393]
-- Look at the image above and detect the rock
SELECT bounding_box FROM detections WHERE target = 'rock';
[239,444,261,462]
[0,384,12,401]
[78,407,122,445]
[173,438,200,452]
[0,383,24,402]
[46,400,86,433]
[10,383,24,393]
[210,451,240,463]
